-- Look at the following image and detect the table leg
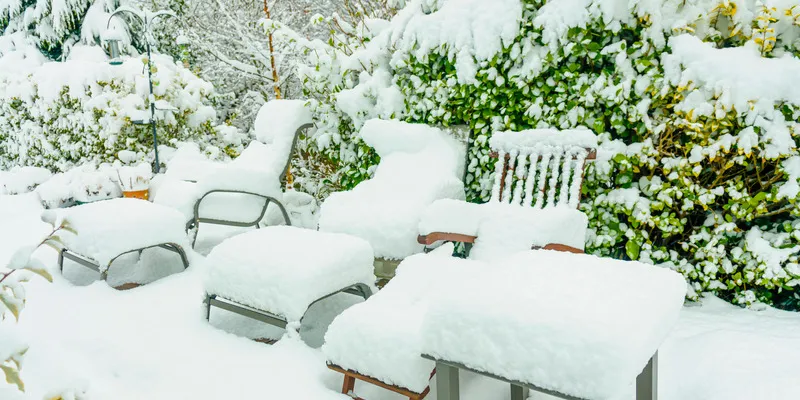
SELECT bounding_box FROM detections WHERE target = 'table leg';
[636,352,658,400]
[435,362,460,400]
[511,384,529,400]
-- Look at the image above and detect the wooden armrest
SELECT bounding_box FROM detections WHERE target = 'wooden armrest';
[532,243,585,254]
[417,232,477,246]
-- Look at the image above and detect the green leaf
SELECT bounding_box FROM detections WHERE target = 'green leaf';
[23,267,53,283]
[626,240,641,260]
[0,293,21,321]
[0,364,25,392]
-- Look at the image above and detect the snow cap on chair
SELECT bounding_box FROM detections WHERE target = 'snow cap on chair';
[420,250,687,400]
[490,128,598,152]
[253,99,313,175]
[45,198,189,269]
[318,119,466,259]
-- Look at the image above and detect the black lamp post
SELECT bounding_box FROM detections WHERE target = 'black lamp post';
[104,6,179,174]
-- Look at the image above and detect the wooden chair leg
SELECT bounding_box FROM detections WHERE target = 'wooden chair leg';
[341,374,356,396]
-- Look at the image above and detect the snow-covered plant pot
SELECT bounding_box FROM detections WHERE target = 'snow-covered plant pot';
[117,164,152,201]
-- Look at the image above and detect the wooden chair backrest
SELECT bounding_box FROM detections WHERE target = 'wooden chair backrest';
[490,146,596,209]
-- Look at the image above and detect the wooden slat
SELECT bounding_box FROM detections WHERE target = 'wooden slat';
[532,243,585,254]
[490,149,597,160]
[417,233,477,246]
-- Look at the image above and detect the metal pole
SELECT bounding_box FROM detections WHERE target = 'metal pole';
[146,35,160,174]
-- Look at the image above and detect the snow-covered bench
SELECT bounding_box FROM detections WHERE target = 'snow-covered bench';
[204,226,375,332]
[323,247,686,400]
[422,250,686,400]
[318,120,465,279]
[44,198,190,283]
[417,129,597,258]
[152,100,314,246]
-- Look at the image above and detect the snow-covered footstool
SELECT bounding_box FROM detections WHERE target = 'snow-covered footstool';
[323,246,478,400]
[204,226,376,332]
[44,198,191,282]
[420,250,687,400]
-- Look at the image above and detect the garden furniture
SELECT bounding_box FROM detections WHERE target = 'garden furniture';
[152,99,314,246]
[203,226,375,333]
[318,119,466,281]
[46,198,190,283]
[417,128,597,258]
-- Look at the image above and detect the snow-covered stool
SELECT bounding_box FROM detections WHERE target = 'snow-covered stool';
[204,226,376,332]
[417,129,597,257]
[45,198,191,282]
[420,250,687,400]
[323,247,479,400]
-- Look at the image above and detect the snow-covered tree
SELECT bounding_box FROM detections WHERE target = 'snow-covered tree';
[0,0,120,59]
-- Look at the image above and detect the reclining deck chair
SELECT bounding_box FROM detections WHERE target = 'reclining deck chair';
[318,119,466,281]
[324,246,686,400]
[152,99,314,246]
[417,128,597,258]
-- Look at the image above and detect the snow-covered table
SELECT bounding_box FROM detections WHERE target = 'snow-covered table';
[204,226,376,330]
[420,250,687,400]
[44,198,191,281]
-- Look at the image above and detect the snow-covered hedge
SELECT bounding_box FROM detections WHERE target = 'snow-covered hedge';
[288,0,800,309]
[0,39,242,172]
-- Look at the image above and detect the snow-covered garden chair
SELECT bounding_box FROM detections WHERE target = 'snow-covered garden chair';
[417,129,597,259]
[323,246,687,400]
[45,198,190,284]
[318,119,465,281]
[203,226,375,334]
[152,99,314,246]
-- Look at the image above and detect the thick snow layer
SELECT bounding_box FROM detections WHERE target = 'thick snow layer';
[42,198,189,269]
[252,99,313,175]
[0,194,51,266]
[663,34,800,159]
[421,250,687,400]
[324,247,481,393]
[0,167,52,195]
[319,120,465,259]
[204,226,375,322]
[2,196,800,399]
[390,0,523,83]
[490,129,598,152]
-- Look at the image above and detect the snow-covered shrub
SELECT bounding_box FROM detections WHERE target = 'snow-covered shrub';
[289,0,800,309]
[0,42,243,172]
[0,0,119,59]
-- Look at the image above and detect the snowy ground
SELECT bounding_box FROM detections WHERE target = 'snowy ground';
[1,193,799,400]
